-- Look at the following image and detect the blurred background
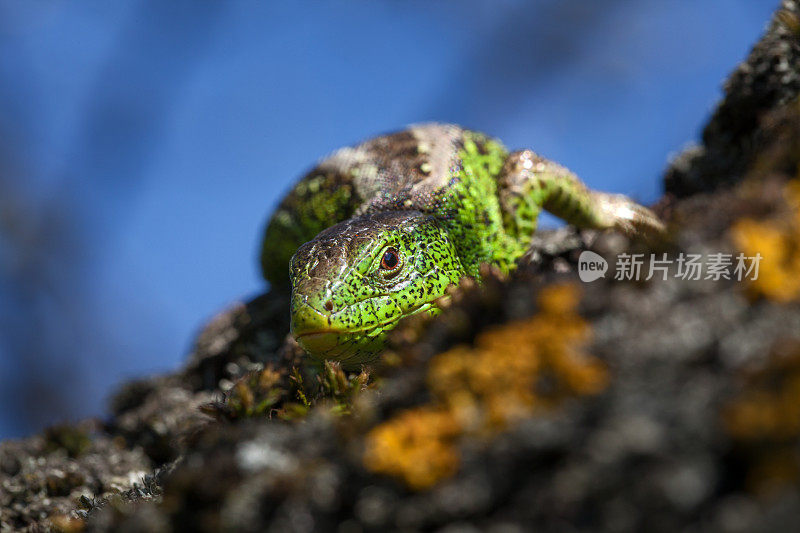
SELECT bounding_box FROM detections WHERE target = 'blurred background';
[0,1,778,439]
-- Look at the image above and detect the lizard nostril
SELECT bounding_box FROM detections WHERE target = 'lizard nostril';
[324,300,334,312]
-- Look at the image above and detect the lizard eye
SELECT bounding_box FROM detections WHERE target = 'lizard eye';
[379,247,401,275]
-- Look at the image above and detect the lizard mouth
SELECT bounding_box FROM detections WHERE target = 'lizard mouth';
[292,299,441,361]
[295,331,342,354]
[294,300,437,338]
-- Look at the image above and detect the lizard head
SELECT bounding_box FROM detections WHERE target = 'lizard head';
[289,210,464,367]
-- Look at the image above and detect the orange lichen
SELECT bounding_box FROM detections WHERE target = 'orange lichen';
[364,283,607,489]
[362,407,462,490]
[723,339,800,493]
[429,283,604,430]
[725,340,800,441]
[731,180,800,302]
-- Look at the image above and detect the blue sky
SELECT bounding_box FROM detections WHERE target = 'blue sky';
[0,0,779,437]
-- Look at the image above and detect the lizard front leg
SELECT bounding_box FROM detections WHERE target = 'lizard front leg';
[497,150,665,240]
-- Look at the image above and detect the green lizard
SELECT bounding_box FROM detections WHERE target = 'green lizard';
[261,124,663,366]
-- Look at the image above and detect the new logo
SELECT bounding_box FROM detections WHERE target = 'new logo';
[578,251,608,282]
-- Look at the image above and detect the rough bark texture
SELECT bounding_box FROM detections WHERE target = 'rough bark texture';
[664,1,800,196]
[4,3,800,532]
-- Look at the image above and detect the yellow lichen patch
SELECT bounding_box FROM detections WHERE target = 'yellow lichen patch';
[364,283,607,489]
[731,180,800,302]
[362,407,462,490]
[428,284,604,430]
[723,339,800,493]
[725,340,800,441]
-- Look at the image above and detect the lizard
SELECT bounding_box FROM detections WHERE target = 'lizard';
[260,124,664,367]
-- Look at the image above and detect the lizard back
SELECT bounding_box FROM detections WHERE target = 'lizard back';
[261,124,515,287]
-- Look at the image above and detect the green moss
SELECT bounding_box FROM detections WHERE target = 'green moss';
[206,361,370,422]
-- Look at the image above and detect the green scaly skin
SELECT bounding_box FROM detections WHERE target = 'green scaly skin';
[260,124,663,367]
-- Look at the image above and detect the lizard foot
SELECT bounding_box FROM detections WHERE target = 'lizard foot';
[590,192,666,238]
